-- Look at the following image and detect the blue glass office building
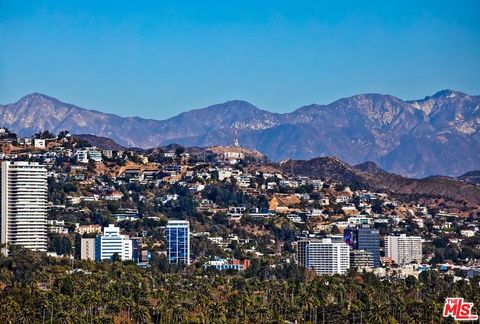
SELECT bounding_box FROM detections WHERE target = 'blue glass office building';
[355,228,380,267]
[344,227,381,268]
[166,220,190,265]
[132,238,140,263]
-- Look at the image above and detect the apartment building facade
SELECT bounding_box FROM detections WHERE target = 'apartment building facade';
[1,161,47,254]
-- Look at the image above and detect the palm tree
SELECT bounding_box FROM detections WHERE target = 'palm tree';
[132,305,151,324]
[366,300,390,324]
[0,295,21,323]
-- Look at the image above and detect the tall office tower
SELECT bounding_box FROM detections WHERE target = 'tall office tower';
[385,234,422,265]
[296,240,311,267]
[132,237,141,263]
[95,224,132,261]
[344,227,381,268]
[303,238,350,275]
[1,161,47,255]
[166,220,190,265]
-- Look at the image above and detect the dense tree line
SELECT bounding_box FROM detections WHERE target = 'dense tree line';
[0,247,475,323]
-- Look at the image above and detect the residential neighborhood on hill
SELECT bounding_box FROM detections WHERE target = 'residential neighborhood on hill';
[1,127,480,321]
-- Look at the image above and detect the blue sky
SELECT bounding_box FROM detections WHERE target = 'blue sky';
[1,1,479,119]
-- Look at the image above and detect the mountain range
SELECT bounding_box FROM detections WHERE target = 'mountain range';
[1,90,479,178]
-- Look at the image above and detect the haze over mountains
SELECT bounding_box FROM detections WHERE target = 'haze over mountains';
[1,90,479,178]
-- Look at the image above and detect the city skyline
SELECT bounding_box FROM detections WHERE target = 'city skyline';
[1,2,480,322]
[0,121,476,323]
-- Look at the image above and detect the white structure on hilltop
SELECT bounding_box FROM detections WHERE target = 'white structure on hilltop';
[385,234,422,265]
[33,139,46,149]
[1,161,47,255]
[95,224,132,261]
[299,238,350,275]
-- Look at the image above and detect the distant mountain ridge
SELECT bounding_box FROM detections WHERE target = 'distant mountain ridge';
[458,170,480,185]
[1,90,479,177]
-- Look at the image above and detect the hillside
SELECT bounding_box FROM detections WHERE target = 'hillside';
[458,170,480,185]
[73,134,126,151]
[281,157,480,204]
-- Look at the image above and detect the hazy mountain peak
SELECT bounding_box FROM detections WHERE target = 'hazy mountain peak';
[221,99,257,106]
[431,89,467,99]
[202,100,263,113]
[458,170,480,185]
[19,92,59,104]
[354,161,385,174]
[408,89,470,116]
[23,92,50,99]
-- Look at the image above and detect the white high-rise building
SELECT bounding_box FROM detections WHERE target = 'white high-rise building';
[95,224,132,261]
[385,234,422,265]
[1,161,47,255]
[305,238,350,275]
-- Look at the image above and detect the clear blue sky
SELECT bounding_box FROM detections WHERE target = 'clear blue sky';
[1,1,479,119]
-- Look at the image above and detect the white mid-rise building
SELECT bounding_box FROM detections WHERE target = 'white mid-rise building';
[385,234,422,265]
[88,150,102,162]
[75,148,103,163]
[95,224,132,261]
[76,150,89,163]
[1,161,47,254]
[305,238,350,275]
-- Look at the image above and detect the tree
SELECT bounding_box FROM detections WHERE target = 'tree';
[175,146,185,156]
[0,248,475,323]
[34,130,55,139]
[48,234,73,256]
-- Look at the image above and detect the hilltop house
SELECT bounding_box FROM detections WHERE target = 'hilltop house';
[269,194,301,214]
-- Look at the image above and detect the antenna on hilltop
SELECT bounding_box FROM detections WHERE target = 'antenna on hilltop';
[233,127,240,147]
[291,157,294,177]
